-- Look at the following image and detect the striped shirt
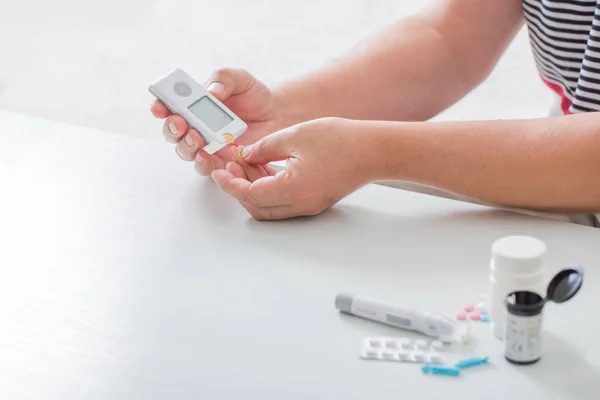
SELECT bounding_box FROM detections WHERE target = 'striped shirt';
[522,0,600,227]
[523,0,600,113]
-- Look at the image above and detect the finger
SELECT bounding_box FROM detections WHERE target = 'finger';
[211,170,252,204]
[229,145,268,182]
[194,149,224,176]
[162,115,189,143]
[240,173,294,208]
[213,144,234,161]
[176,129,203,161]
[229,144,248,166]
[241,130,294,165]
[264,165,278,176]
[204,67,257,101]
[194,137,229,175]
[212,169,303,219]
[151,100,172,118]
[226,162,247,179]
[244,164,270,182]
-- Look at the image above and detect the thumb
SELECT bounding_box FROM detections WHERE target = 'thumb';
[205,67,257,101]
[241,131,293,165]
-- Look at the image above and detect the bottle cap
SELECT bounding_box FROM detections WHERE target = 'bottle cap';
[491,235,546,274]
[546,265,584,303]
[505,265,584,316]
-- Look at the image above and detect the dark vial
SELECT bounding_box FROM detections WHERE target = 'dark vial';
[504,291,544,365]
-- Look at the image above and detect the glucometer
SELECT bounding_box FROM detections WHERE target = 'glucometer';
[149,68,248,154]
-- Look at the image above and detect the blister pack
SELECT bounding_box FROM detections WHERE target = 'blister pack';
[360,337,446,364]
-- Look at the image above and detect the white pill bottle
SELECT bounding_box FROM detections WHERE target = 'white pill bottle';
[489,235,547,340]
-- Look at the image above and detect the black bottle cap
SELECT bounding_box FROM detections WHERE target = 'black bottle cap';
[546,265,584,304]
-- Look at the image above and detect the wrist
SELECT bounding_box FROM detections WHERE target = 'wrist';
[361,120,417,183]
[270,73,338,132]
[269,86,312,132]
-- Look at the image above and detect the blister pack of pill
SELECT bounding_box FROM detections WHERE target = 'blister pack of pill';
[360,337,446,364]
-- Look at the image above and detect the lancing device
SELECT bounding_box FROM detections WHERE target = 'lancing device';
[335,293,470,343]
[149,68,248,155]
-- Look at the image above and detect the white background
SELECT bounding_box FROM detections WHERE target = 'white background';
[0,0,552,139]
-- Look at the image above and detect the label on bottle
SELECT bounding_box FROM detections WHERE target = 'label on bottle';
[504,313,542,363]
[489,278,546,340]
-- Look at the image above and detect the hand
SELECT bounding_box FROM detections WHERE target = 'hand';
[150,68,282,176]
[211,117,375,220]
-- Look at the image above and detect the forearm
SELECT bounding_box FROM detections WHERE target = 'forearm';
[272,0,523,128]
[271,15,468,126]
[369,115,600,213]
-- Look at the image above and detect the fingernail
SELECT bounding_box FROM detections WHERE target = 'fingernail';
[168,121,178,135]
[185,134,194,147]
[207,82,225,94]
[195,153,205,164]
[241,145,252,158]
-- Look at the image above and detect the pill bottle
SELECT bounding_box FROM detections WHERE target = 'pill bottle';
[489,235,547,340]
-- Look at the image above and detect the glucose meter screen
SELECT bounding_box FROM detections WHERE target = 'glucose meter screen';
[188,96,233,132]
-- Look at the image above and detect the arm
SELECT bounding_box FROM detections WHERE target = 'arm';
[151,0,523,178]
[273,0,524,127]
[214,115,600,220]
[370,115,600,213]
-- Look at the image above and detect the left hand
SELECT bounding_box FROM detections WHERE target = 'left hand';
[150,68,282,177]
[211,117,375,220]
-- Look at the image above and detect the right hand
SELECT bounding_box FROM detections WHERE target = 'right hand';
[150,68,283,178]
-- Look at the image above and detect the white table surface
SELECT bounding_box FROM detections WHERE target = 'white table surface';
[0,110,599,400]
